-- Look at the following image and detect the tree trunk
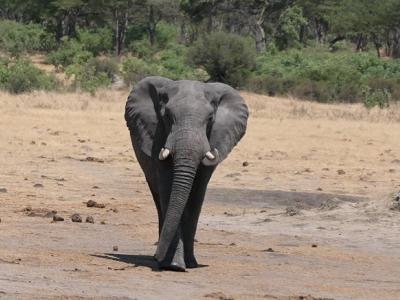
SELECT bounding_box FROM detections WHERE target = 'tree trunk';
[254,22,266,53]
[115,9,128,56]
[55,17,64,46]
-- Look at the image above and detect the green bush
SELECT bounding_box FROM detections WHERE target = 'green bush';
[188,32,256,87]
[363,87,391,109]
[155,22,179,49]
[47,37,92,69]
[86,57,119,79]
[249,47,400,104]
[157,44,208,81]
[66,57,116,93]
[275,5,307,50]
[0,59,57,94]
[121,57,164,85]
[129,39,154,59]
[77,27,113,55]
[0,20,56,56]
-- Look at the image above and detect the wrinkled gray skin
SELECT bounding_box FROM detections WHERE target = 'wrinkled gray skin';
[125,76,248,272]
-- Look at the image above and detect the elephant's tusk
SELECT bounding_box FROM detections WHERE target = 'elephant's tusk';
[159,148,170,160]
[205,151,215,160]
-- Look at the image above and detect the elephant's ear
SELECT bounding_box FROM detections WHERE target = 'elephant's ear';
[207,83,249,163]
[125,76,172,157]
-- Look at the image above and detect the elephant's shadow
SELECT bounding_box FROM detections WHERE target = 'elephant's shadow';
[91,253,209,271]
[91,253,160,271]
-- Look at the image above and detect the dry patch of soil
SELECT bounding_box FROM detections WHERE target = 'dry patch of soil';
[0,90,400,300]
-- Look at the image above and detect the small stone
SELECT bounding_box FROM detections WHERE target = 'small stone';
[286,207,299,216]
[86,216,94,223]
[264,248,274,252]
[100,220,106,225]
[53,215,64,222]
[86,200,96,207]
[0,188,7,193]
[33,183,44,188]
[71,214,82,223]
[312,244,318,248]
[242,161,249,167]
[229,243,236,246]
[86,200,105,208]
[317,187,323,191]
[113,245,118,251]
[337,169,346,175]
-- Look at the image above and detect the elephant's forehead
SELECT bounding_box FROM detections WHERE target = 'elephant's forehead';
[167,81,207,99]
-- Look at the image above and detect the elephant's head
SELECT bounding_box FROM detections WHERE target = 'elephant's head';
[125,76,248,263]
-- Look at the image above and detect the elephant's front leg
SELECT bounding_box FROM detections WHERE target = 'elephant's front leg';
[158,227,186,271]
[182,166,214,268]
[156,166,186,271]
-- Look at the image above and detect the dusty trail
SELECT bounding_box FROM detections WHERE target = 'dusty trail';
[0,91,399,300]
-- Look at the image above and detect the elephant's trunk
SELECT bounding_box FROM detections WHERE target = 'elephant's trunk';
[155,129,207,263]
[155,155,198,262]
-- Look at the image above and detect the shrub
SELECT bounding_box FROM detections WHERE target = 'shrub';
[47,38,92,69]
[363,87,391,109]
[0,20,56,56]
[155,22,179,49]
[188,32,256,87]
[66,58,116,94]
[251,47,400,104]
[0,59,57,94]
[86,57,119,79]
[275,5,307,50]
[121,57,164,86]
[157,44,208,81]
[77,27,113,55]
[129,39,154,59]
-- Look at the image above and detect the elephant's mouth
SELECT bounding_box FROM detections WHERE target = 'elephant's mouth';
[158,147,219,166]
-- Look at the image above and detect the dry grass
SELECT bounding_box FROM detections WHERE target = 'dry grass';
[244,91,400,122]
[0,89,128,112]
[1,89,400,123]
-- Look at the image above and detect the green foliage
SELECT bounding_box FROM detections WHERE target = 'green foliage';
[248,47,400,104]
[77,27,113,55]
[122,41,208,86]
[47,38,92,69]
[276,5,307,50]
[363,87,391,109]
[155,22,179,49]
[188,32,256,87]
[129,39,154,59]
[0,20,56,56]
[121,57,163,85]
[0,59,57,94]
[65,57,116,93]
[47,28,113,69]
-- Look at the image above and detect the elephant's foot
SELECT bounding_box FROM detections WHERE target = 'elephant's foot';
[158,257,186,272]
[157,248,186,272]
[184,254,198,268]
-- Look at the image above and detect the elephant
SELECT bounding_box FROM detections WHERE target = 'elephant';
[124,76,248,272]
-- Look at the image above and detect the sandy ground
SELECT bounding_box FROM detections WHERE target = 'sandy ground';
[0,90,400,300]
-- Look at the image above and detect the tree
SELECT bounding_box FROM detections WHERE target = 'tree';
[188,32,256,87]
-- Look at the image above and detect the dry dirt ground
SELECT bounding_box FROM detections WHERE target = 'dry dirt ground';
[0,90,400,300]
